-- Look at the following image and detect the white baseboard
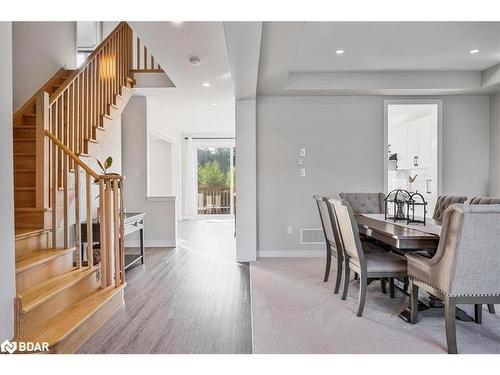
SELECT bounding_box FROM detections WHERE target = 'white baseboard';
[257,250,324,258]
[125,240,176,248]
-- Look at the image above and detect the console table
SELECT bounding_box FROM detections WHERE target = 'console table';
[81,212,146,270]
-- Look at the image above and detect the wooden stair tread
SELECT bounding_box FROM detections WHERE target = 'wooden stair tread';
[15,207,51,212]
[14,152,35,156]
[15,228,50,240]
[13,125,36,129]
[14,187,35,191]
[14,168,36,173]
[20,267,97,313]
[24,285,125,346]
[14,138,35,141]
[16,248,75,273]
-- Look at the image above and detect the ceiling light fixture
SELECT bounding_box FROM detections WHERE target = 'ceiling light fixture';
[189,57,201,66]
[211,103,217,106]
[203,82,211,87]
[335,49,345,55]
[172,21,184,25]
[469,49,480,54]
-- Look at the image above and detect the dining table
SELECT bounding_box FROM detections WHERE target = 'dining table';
[354,214,474,323]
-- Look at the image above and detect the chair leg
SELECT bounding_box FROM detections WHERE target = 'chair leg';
[381,278,387,294]
[487,304,496,314]
[474,304,483,324]
[341,261,350,301]
[389,277,395,298]
[403,277,409,292]
[444,297,458,354]
[333,255,343,294]
[354,272,358,280]
[409,280,419,324]
[323,251,331,282]
[356,273,368,317]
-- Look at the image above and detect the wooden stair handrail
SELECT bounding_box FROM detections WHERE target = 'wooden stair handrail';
[44,129,122,182]
[49,22,127,106]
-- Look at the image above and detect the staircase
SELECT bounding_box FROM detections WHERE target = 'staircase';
[11,22,163,353]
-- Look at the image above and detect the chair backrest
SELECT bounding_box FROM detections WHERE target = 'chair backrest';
[470,197,500,205]
[313,195,336,247]
[434,204,500,297]
[339,192,385,214]
[432,195,467,222]
[329,198,365,267]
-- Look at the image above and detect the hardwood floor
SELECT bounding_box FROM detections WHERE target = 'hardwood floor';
[78,218,252,353]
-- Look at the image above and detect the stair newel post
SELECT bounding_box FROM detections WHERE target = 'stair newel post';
[51,118,58,248]
[35,91,50,209]
[112,178,120,287]
[74,164,81,268]
[98,178,107,288]
[104,179,113,286]
[119,180,126,284]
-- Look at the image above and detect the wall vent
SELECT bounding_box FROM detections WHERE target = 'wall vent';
[300,228,325,244]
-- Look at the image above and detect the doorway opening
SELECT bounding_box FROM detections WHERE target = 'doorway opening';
[384,100,442,216]
[196,143,236,216]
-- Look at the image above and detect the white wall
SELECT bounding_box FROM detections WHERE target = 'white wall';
[0,22,16,341]
[12,22,76,111]
[256,95,490,256]
[148,138,173,196]
[122,96,177,247]
[490,93,500,196]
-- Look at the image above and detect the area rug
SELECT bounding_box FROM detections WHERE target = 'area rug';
[250,258,500,354]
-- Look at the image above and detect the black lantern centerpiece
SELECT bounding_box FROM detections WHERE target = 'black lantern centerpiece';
[407,192,428,225]
[384,189,411,222]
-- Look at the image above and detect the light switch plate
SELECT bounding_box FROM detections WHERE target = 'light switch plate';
[300,168,306,177]
[299,148,306,157]
[297,159,305,166]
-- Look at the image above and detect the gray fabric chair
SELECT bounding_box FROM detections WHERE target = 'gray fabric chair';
[329,198,407,316]
[469,197,500,315]
[407,204,500,354]
[339,192,386,214]
[313,195,344,292]
[432,195,467,223]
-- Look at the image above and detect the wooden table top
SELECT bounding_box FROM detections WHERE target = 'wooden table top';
[355,214,440,251]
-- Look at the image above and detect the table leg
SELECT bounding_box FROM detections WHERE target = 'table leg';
[399,295,474,323]
[140,227,145,264]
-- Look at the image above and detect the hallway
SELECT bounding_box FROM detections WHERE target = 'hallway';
[78,218,252,354]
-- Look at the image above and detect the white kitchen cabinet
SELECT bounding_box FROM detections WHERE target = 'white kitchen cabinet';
[417,119,432,169]
[395,125,410,170]
[393,116,433,171]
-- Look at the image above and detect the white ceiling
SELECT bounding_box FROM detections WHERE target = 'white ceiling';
[293,22,500,72]
[257,21,500,96]
[128,21,235,139]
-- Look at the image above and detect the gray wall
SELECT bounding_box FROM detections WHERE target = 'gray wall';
[13,22,76,111]
[256,95,490,255]
[122,96,177,247]
[490,93,500,196]
[0,22,16,341]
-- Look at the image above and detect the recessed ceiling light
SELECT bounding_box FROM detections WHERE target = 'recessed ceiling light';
[202,82,211,87]
[211,103,217,106]
[469,49,480,54]
[335,49,345,55]
[172,21,184,25]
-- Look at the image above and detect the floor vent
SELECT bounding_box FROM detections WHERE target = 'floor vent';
[300,229,324,244]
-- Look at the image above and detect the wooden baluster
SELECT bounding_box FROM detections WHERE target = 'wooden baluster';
[85,68,89,143]
[86,174,93,268]
[90,61,94,138]
[144,46,147,70]
[136,37,140,70]
[68,85,74,165]
[79,74,85,153]
[113,180,120,287]
[63,151,69,249]
[97,52,102,127]
[151,55,154,70]
[119,180,125,284]
[105,179,113,286]
[99,179,106,287]
[74,164,81,268]
[51,134,57,248]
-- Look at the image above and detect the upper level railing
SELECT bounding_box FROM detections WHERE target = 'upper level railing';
[198,186,232,215]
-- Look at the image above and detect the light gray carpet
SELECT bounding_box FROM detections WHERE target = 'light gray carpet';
[250,258,500,354]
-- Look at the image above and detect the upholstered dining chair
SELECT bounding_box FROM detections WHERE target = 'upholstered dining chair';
[329,198,407,316]
[339,192,386,214]
[432,195,467,223]
[313,195,344,292]
[469,197,500,315]
[407,204,500,354]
